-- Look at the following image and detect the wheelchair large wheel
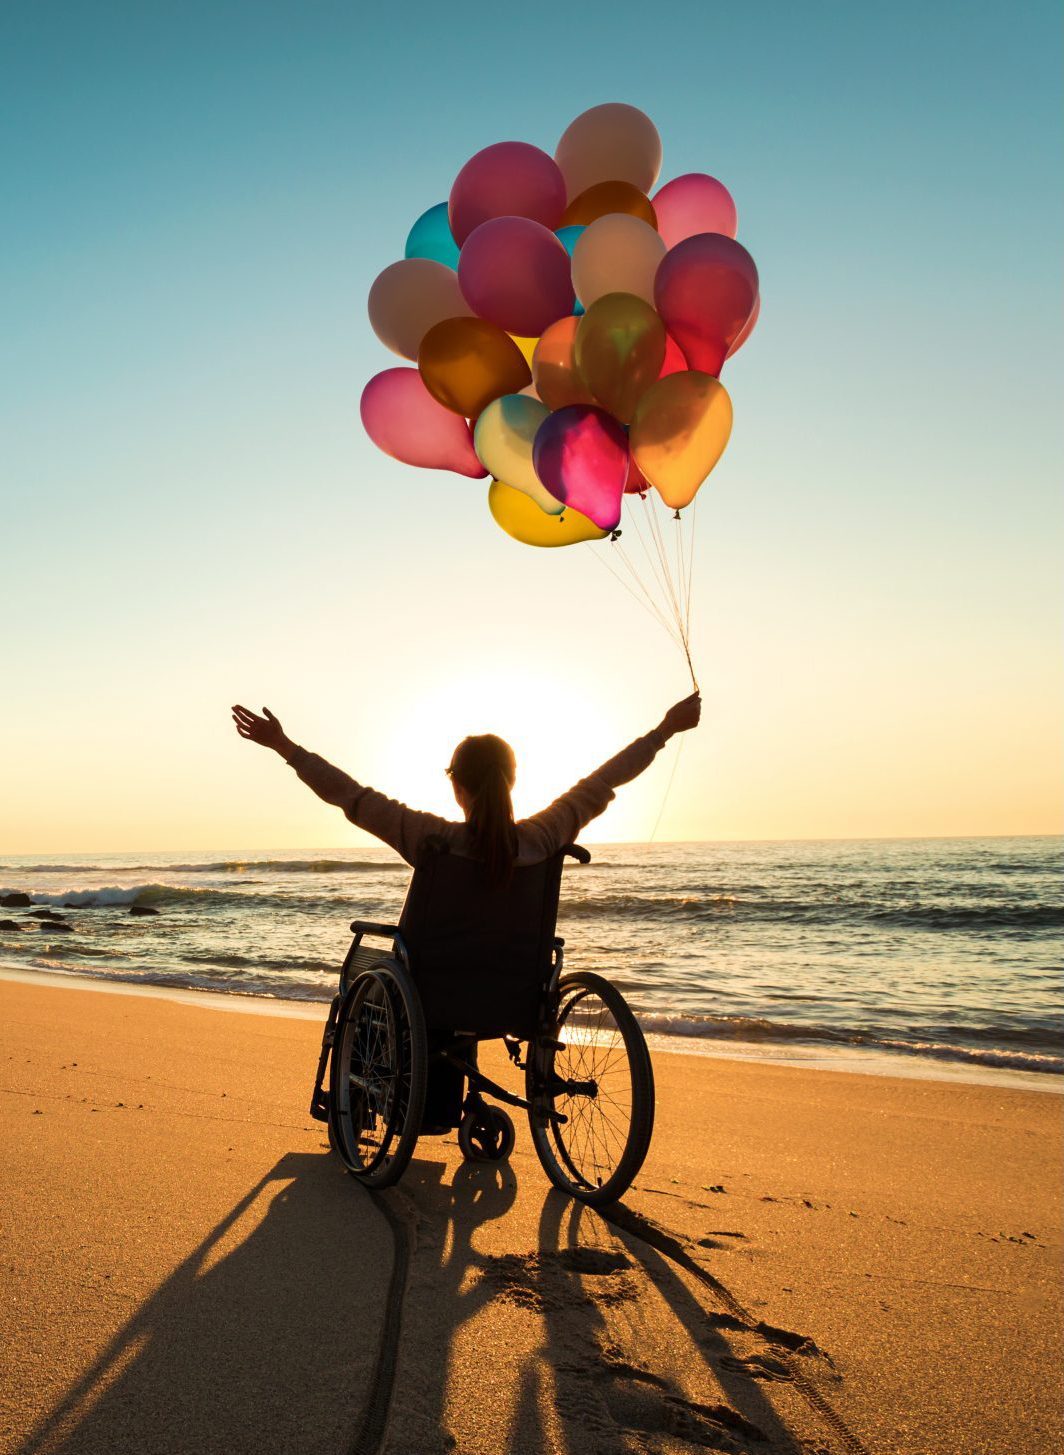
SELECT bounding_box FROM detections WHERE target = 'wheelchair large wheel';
[331,957,427,1189]
[527,971,654,1206]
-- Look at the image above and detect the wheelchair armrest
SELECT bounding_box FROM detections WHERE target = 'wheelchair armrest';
[562,844,591,864]
[349,920,401,939]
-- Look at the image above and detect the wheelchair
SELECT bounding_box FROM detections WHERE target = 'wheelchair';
[309,838,654,1206]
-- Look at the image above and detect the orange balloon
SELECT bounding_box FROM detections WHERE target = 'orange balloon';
[574,293,666,425]
[630,371,733,510]
[531,316,596,411]
[561,180,657,229]
[418,317,531,417]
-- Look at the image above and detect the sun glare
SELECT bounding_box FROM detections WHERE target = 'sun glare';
[376,664,615,824]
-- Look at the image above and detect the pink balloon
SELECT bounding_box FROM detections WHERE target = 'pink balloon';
[726,292,761,358]
[659,332,688,379]
[449,141,567,247]
[532,405,628,529]
[652,174,738,249]
[654,234,759,376]
[458,217,575,337]
[360,368,486,478]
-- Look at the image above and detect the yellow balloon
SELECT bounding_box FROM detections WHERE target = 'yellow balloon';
[488,480,608,548]
[630,371,733,510]
[508,334,540,368]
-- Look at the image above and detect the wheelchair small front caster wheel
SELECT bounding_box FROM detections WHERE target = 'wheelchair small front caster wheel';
[458,1105,515,1163]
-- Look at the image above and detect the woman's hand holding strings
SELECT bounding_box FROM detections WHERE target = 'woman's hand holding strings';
[659,692,702,739]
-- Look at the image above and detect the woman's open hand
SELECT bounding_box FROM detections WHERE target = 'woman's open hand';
[231,705,293,757]
[659,692,702,738]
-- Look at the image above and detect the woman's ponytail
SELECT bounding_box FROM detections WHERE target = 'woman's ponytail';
[448,734,517,887]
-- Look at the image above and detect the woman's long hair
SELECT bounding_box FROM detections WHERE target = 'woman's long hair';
[448,734,517,888]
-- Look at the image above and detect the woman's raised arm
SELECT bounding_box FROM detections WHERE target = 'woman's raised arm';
[231,704,451,864]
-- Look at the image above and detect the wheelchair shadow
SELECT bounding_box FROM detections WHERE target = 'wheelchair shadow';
[13,1151,392,1455]
[16,1146,817,1455]
[393,1158,808,1454]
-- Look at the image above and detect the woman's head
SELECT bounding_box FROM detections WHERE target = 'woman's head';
[447,734,516,885]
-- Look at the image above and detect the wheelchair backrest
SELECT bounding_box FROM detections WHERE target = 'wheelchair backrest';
[397,839,582,1038]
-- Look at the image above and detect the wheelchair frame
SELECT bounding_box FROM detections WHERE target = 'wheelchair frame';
[308,843,655,1204]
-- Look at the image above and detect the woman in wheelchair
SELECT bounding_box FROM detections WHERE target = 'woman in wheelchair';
[231,693,700,1203]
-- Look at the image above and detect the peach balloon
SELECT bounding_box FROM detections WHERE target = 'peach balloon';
[561,180,657,229]
[555,103,662,201]
[367,258,471,360]
[571,214,666,308]
[630,371,733,510]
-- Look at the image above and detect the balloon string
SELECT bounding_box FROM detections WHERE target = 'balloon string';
[629,497,681,629]
[650,731,685,842]
[613,541,687,646]
[593,543,684,648]
[646,495,694,683]
[683,498,697,643]
[646,495,685,632]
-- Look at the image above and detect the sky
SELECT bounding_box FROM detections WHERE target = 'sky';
[1,0,1060,852]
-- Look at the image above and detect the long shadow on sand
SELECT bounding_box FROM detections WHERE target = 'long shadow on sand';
[13,1151,390,1455]
[18,1149,824,1455]
[390,1155,816,1454]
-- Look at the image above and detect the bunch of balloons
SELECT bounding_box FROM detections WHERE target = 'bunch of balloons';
[360,102,759,550]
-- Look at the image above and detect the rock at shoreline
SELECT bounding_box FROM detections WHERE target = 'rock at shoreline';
[0,893,32,908]
[0,918,24,931]
[129,904,160,917]
[29,909,66,922]
[43,922,74,933]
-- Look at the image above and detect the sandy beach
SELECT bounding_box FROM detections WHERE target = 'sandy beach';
[2,974,1060,1455]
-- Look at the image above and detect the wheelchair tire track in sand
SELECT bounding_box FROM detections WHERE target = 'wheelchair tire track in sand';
[602,1203,874,1455]
[347,1189,416,1455]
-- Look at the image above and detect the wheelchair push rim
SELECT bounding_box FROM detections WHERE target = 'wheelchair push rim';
[331,959,427,1188]
[527,970,654,1206]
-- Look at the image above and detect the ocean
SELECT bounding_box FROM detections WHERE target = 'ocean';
[1,837,1060,1088]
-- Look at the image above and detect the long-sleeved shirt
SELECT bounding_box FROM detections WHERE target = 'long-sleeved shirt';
[284,728,668,867]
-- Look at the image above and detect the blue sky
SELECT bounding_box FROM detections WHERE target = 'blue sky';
[2,1,1060,850]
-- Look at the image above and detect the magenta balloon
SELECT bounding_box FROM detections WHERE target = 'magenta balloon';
[360,368,486,478]
[458,217,575,337]
[652,173,738,249]
[654,234,759,376]
[532,405,628,530]
[449,141,567,247]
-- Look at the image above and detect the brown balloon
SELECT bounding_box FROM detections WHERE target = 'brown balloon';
[418,317,531,417]
[561,180,657,229]
[531,316,597,412]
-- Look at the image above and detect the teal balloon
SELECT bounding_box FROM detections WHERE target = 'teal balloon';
[555,225,585,257]
[405,203,461,271]
[555,226,586,315]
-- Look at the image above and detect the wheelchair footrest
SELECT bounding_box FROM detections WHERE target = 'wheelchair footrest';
[308,1088,330,1122]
